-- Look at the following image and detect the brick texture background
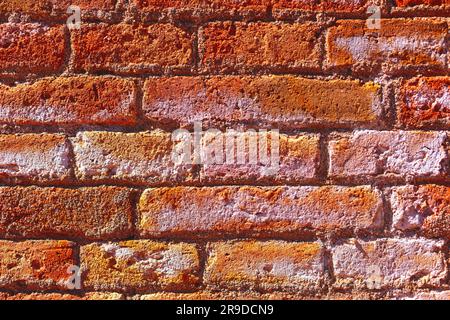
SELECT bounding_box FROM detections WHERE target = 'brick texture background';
[0,0,448,300]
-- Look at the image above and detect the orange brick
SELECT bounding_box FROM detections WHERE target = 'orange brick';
[131,0,270,20]
[332,238,447,289]
[395,0,450,6]
[326,19,448,74]
[329,131,448,181]
[81,241,200,292]
[0,187,134,240]
[0,0,116,19]
[391,185,450,239]
[272,0,382,18]
[143,76,382,129]
[0,134,71,182]
[0,23,65,77]
[138,291,315,300]
[397,77,449,128]
[0,77,137,126]
[0,292,124,300]
[0,240,76,291]
[138,186,383,238]
[71,131,194,184]
[199,22,322,73]
[72,23,193,75]
[204,241,326,292]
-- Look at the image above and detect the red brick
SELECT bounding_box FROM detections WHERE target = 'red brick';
[0,77,137,126]
[326,19,448,74]
[72,23,193,75]
[81,241,200,292]
[0,240,77,291]
[0,134,71,182]
[397,291,450,300]
[143,76,382,129]
[204,241,325,292]
[395,0,450,6]
[131,0,270,20]
[199,22,322,73]
[391,185,450,239]
[329,130,448,181]
[397,77,450,128]
[0,292,124,300]
[0,23,65,77]
[0,187,134,240]
[0,0,116,19]
[332,238,447,289]
[72,131,194,184]
[139,291,316,300]
[272,0,382,18]
[138,186,383,238]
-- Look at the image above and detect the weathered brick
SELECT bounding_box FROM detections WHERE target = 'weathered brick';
[395,0,450,6]
[397,291,450,300]
[81,241,200,292]
[0,292,124,300]
[131,0,270,20]
[329,131,448,181]
[0,187,134,240]
[199,22,322,73]
[199,132,320,183]
[204,241,325,292]
[143,76,382,129]
[332,238,447,289]
[0,23,65,77]
[138,186,383,238]
[272,0,381,18]
[72,24,193,75]
[72,131,194,184]
[397,77,449,128]
[391,185,450,239]
[138,291,314,300]
[0,0,116,19]
[0,77,137,126]
[326,19,448,74]
[0,240,76,291]
[0,134,71,182]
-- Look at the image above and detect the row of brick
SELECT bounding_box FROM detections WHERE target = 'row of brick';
[0,76,448,128]
[0,185,448,239]
[1,20,448,78]
[0,130,447,183]
[2,290,450,300]
[0,238,447,293]
[0,0,448,22]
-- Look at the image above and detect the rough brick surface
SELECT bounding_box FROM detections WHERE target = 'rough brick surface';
[332,238,447,289]
[199,22,322,73]
[0,77,137,126]
[329,131,448,181]
[204,241,325,292]
[0,187,134,240]
[0,23,65,77]
[72,24,193,75]
[0,134,71,182]
[72,131,194,184]
[138,186,383,238]
[0,240,76,291]
[0,292,124,300]
[81,241,200,292]
[397,77,449,129]
[0,0,116,19]
[391,185,449,238]
[131,0,270,20]
[143,76,383,129]
[395,0,450,6]
[326,19,448,74]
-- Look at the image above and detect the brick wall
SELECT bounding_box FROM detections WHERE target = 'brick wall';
[0,0,449,300]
